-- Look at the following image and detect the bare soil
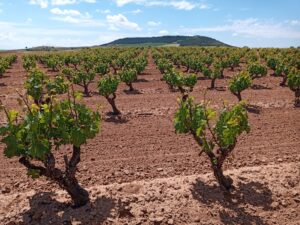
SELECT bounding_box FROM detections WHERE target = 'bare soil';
[0,54,299,225]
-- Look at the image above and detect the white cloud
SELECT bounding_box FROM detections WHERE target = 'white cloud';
[290,20,300,26]
[159,30,169,35]
[0,21,105,49]
[114,0,210,10]
[29,0,49,8]
[50,7,103,26]
[122,9,142,14]
[199,3,209,9]
[169,1,195,10]
[52,16,80,23]
[106,14,141,31]
[52,15,104,26]
[180,18,300,39]
[51,0,76,5]
[130,9,142,14]
[147,21,161,26]
[28,0,96,8]
[50,7,81,16]
[51,0,96,5]
[0,20,148,50]
[115,0,144,7]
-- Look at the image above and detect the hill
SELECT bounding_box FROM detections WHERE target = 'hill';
[7,35,230,52]
[101,35,230,47]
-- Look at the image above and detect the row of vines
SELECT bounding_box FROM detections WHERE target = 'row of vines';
[0,46,299,208]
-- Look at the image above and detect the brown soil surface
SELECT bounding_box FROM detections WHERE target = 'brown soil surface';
[0,54,299,225]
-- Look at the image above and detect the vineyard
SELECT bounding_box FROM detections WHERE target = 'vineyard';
[0,47,299,225]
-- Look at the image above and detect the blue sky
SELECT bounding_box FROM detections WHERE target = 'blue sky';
[0,0,300,49]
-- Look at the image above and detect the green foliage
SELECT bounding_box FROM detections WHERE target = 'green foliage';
[72,69,96,87]
[63,67,96,96]
[229,72,251,91]
[0,62,7,76]
[215,104,250,147]
[25,70,68,104]
[0,96,100,161]
[287,69,300,90]
[267,58,278,70]
[133,58,147,74]
[61,67,72,79]
[274,63,289,77]
[98,75,120,97]
[163,69,197,92]
[229,71,252,100]
[287,68,300,107]
[203,64,222,79]
[25,70,47,103]
[119,69,137,85]
[246,53,258,63]
[248,63,267,79]
[22,56,36,72]
[45,57,62,71]
[157,58,173,74]
[96,63,109,75]
[104,36,229,47]
[46,75,68,95]
[174,97,210,140]
[228,55,240,69]
[174,97,250,151]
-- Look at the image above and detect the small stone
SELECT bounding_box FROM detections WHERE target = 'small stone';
[1,187,11,194]
[117,186,123,191]
[123,170,130,175]
[277,158,283,162]
[6,221,17,225]
[173,185,181,190]
[167,219,174,224]
[294,197,300,203]
[107,218,114,222]
[281,200,288,207]
[157,168,163,172]
[183,193,189,199]
[292,190,298,197]
[150,216,164,223]
[194,217,201,222]
[271,202,279,209]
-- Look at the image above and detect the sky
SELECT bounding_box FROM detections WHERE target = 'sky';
[0,0,300,49]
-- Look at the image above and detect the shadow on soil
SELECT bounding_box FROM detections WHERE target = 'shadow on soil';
[20,192,115,225]
[207,87,227,92]
[197,76,210,81]
[0,75,10,78]
[246,104,262,114]
[123,89,142,95]
[135,78,149,83]
[251,84,272,90]
[191,180,273,225]
[104,114,129,124]
[215,87,227,92]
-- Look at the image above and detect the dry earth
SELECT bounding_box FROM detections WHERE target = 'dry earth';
[0,53,299,225]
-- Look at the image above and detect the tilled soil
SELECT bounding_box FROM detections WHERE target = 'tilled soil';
[0,53,299,225]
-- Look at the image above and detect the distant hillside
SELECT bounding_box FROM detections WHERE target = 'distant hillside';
[25,46,84,51]
[15,35,230,52]
[102,35,230,47]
